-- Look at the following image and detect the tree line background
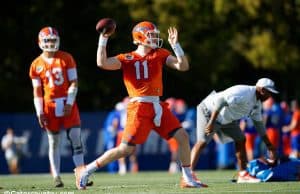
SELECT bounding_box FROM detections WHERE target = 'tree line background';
[2,0,300,112]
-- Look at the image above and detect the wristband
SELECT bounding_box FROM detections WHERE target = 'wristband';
[66,85,78,105]
[172,42,185,57]
[34,97,44,116]
[98,34,108,47]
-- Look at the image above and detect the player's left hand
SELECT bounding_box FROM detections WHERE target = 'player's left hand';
[168,27,178,46]
[63,104,72,116]
[205,123,214,135]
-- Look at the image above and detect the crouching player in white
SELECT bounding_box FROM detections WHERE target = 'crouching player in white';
[29,26,92,188]
[191,78,278,183]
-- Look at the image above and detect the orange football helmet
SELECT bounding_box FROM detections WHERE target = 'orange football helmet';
[132,21,163,49]
[38,26,60,52]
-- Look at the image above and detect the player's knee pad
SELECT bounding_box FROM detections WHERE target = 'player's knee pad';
[66,127,83,155]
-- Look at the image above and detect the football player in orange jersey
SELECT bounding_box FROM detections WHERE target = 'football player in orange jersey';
[29,27,91,188]
[74,21,206,189]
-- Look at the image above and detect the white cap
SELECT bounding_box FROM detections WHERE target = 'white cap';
[256,78,279,94]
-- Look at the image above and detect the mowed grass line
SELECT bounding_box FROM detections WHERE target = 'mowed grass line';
[0,170,299,194]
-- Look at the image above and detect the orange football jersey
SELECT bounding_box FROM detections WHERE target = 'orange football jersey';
[29,51,77,101]
[116,48,170,97]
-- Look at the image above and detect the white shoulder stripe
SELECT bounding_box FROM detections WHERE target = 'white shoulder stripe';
[67,68,77,81]
[32,78,41,87]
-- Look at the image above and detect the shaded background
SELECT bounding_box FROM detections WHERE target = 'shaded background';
[2,0,300,111]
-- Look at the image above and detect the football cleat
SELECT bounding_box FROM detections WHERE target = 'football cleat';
[237,171,261,183]
[54,176,64,187]
[192,172,208,187]
[74,165,89,190]
[86,180,94,186]
[180,177,201,188]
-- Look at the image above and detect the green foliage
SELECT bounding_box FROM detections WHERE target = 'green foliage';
[2,0,300,111]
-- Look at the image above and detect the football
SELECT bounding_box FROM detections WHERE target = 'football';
[96,18,116,34]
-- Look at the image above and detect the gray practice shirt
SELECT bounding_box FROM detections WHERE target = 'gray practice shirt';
[202,85,263,125]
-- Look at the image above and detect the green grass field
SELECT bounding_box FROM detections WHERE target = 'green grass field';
[0,170,299,194]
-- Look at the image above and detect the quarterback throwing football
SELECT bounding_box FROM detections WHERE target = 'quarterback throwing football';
[74,21,206,189]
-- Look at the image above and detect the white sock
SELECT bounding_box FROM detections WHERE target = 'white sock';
[73,153,84,167]
[118,162,127,175]
[47,132,60,178]
[169,161,179,173]
[85,161,99,174]
[239,170,247,176]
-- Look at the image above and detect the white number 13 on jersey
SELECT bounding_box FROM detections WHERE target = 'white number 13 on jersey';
[45,67,64,88]
[134,60,149,80]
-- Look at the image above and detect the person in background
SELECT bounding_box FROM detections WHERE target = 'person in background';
[181,105,197,147]
[240,117,258,161]
[282,99,300,158]
[280,100,292,157]
[173,99,188,123]
[29,26,91,187]
[102,101,123,173]
[1,127,28,174]
[262,97,282,156]
[191,78,278,183]
[74,21,204,189]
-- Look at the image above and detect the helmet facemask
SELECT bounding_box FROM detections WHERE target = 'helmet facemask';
[145,29,163,49]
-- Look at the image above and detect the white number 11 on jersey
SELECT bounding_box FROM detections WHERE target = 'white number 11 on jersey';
[134,60,148,80]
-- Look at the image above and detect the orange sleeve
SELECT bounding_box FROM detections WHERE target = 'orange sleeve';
[29,63,36,79]
[29,58,39,79]
[57,51,77,69]
[66,53,77,69]
[157,48,171,64]
[116,53,125,62]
